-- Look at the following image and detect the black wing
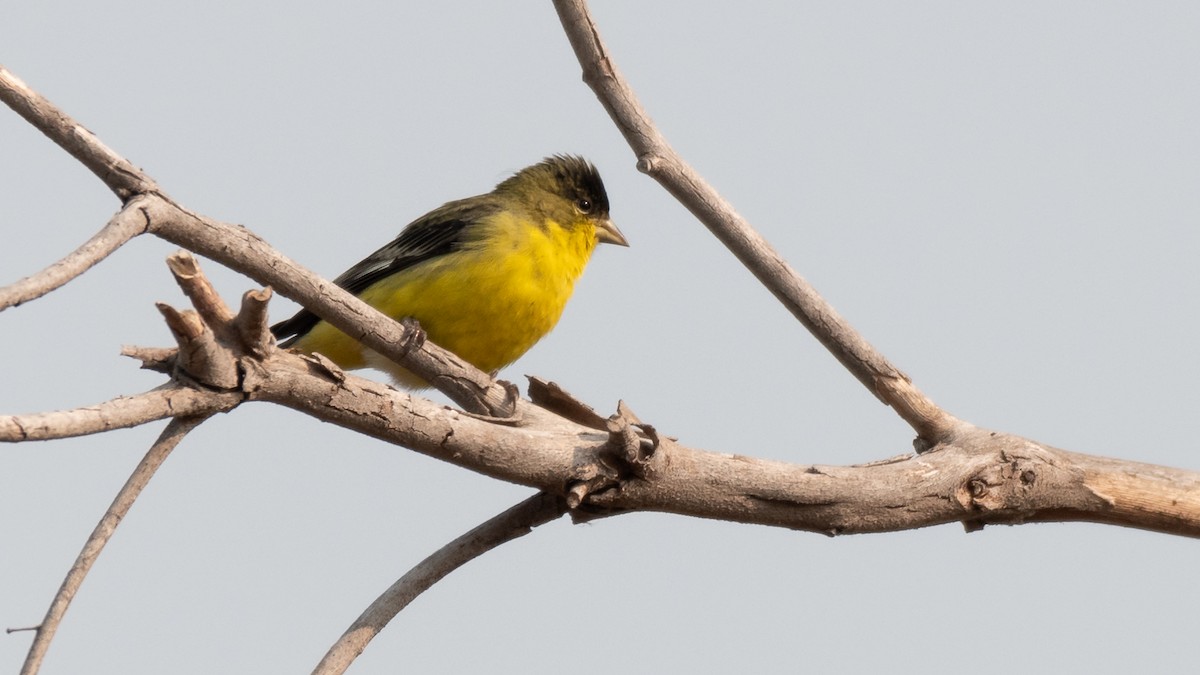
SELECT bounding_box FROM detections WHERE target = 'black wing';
[270,196,502,345]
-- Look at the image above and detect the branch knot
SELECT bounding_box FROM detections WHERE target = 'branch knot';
[564,401,660,510]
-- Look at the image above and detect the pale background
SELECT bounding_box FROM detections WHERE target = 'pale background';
[3,2,1198,673]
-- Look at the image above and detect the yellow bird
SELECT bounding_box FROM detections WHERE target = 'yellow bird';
[270,155,628,387]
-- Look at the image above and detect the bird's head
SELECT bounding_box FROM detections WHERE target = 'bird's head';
[495,155,629,247]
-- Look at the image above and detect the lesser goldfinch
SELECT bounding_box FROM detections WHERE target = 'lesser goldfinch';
[270,155,628,387]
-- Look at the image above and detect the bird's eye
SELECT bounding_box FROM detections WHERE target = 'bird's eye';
[575,198,593,214]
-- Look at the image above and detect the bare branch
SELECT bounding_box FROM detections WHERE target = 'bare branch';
[120,345,178,373]
[242,341,1200,537]
[0,205,146,311]
[19,415,209,675]
[166,252,236,328]
[3,14,1195,673]
[0,63,515,416]
[0,65,159,201]
[1053,451,1200,537]
[109,258,1195,539]
[0,385,240,442]
[236,288,275,359]
[551,0,960,444]
[312,492,567,675]
[140,199,518,416]
[5,39,1196,544]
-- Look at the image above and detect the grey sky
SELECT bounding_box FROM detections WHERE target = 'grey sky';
[3,2,1198,673]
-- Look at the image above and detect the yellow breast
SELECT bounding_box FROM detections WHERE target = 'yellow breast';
[292,212,599,387]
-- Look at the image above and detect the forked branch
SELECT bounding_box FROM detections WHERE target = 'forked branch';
[0,61,514,416]
[4,12,1200,675]
[552,0,960,445]
[143,257,1200,539]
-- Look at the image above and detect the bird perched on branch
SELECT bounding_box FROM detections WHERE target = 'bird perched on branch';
[270,155,628,387]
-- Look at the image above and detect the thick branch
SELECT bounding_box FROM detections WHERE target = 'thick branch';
[119,255,1197,538]
[5,42,1195,541]
[1065,452,1200,536]
[552,0,959,444]
[312,492,567,675]
[586,432,1200,537]
[244,346,1200,538]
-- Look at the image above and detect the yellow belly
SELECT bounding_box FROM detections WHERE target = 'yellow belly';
[290,214,596,387]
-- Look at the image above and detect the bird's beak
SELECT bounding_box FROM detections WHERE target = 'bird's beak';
[595,218,630,247]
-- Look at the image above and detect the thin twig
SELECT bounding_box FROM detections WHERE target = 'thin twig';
[0,204,147,311]
[551,0,961,444]
[311,492,568,675]
[0,384,240,442]
[19,415,210,675]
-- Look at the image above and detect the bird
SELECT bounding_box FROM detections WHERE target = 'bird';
[270,155,628,387]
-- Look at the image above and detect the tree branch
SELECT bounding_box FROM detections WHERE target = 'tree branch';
[233,307,1200,538]
[0,59,515,416]
[551,0,960,445]
[147,208,519,415]
[5,22,1197,541]
[0,385,239,442]
[0,204,147,311]
[4,21,1200,674]
[66,251,1188,539]
[0,65,159,201]
[19,415,210,675]
[311,492,567,675]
